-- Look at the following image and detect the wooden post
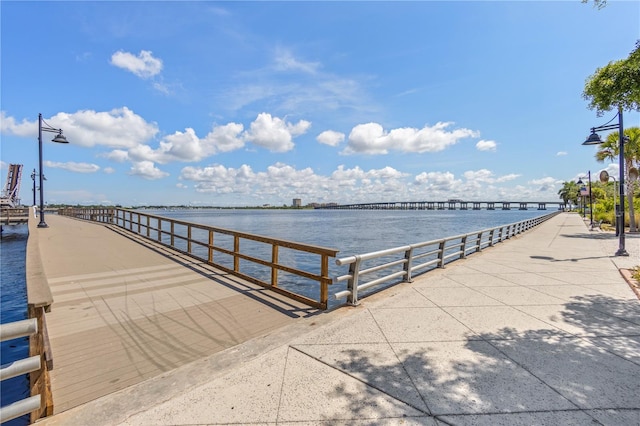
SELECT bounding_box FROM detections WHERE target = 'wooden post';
[271,245,279,288]
[234,236,240,272]
[320,255,329,309]
[28,306,53,423]
[208,230,214,263]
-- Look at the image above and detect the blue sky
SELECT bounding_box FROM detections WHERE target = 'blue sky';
[1,1,639,207]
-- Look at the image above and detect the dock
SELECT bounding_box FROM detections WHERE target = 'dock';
[31,214,318,414]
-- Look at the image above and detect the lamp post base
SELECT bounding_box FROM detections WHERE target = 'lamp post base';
[615,249,629,257]
[37,222,48,228]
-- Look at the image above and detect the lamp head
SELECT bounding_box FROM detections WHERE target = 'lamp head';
[630,167,639,182]
[577,178,583,185]
[51,131,68,144]
[599,170,610,183]
[582,130,603,145]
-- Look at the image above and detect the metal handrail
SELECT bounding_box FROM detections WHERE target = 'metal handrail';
[333,211,560,305]
[0,318,40,424]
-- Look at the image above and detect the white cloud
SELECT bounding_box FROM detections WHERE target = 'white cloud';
[127,122,246,164]
[103,167,116,174]
[180,163,409,202]
[220,49,375,118]
[205,122,246,153]
[476,140,497,152]
[176,161,563,205]
[103,149,130,163]
[110,50,163,79]
[495,173,520,183]
[273,48,320,74]
[44,161,100,173]
[529,176,562,192]
[244,113,310,152]
[91,112,309,167]
[414,171,457,191]
[463,169,520,184]
[1,109,159,149]
[129,161,169,180]
[317,130,345,147]
[343,122,479,155]
[556,151,568,156]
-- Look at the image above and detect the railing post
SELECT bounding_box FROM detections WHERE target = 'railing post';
[208,230,214,263]
[347,256,361,306]
[234,236,240,272]
[27,306,53,423]
[320,254,329,310]
[476,231,482,252]
[146,215,150,237]
[271,244,279,288]
[489,229,495,247]
[157,219,162,242]
[438,240,446,268]
[404,246,414,282]
[460,235,468,259]
[187,224,191,254]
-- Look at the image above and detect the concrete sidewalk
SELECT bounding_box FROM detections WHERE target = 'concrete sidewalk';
[39,213,640,425]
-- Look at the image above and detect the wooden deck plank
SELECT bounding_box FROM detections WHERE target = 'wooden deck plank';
[38,215,319,414]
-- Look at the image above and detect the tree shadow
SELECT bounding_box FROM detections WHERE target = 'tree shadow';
[311,294,640,424]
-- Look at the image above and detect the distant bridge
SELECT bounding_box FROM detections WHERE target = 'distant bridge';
[315,201,564,211]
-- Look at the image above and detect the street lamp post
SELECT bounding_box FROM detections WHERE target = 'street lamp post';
[577,171,593,228]
[37,113,69,228]
[582,106,628,256]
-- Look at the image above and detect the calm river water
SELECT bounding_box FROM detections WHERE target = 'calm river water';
[0,208,550,423]
[1,228,30,426]
[150,208,547,254]
[146,208,549,306]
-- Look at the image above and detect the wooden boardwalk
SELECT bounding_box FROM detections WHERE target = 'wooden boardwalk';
[37,215,319,413]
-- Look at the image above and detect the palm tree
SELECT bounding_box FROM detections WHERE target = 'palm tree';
[595,126,640,232]
[558,181,579,211]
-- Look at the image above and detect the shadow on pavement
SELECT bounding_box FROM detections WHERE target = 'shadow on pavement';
[310,294,640,425]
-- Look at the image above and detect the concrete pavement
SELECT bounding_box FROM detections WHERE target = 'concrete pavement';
[38,213,640,425]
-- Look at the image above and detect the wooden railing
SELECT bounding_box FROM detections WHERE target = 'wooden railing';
[19,207,55,423]
[0,207,30,225]
[333,211,561,305]
[59,208,339,310]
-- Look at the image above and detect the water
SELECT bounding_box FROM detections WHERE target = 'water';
[0,226,30,426]
[146,208,549,306]
[151,208,546,254]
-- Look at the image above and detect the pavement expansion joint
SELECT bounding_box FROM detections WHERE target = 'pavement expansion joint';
[288,344,433,417]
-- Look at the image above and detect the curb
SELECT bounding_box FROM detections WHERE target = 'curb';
[620,268,640,300]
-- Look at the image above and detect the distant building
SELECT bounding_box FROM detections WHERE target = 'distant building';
[292,198,302,208]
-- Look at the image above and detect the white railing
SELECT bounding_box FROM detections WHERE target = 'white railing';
[333,211,560,305]
[0,318,41,424]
